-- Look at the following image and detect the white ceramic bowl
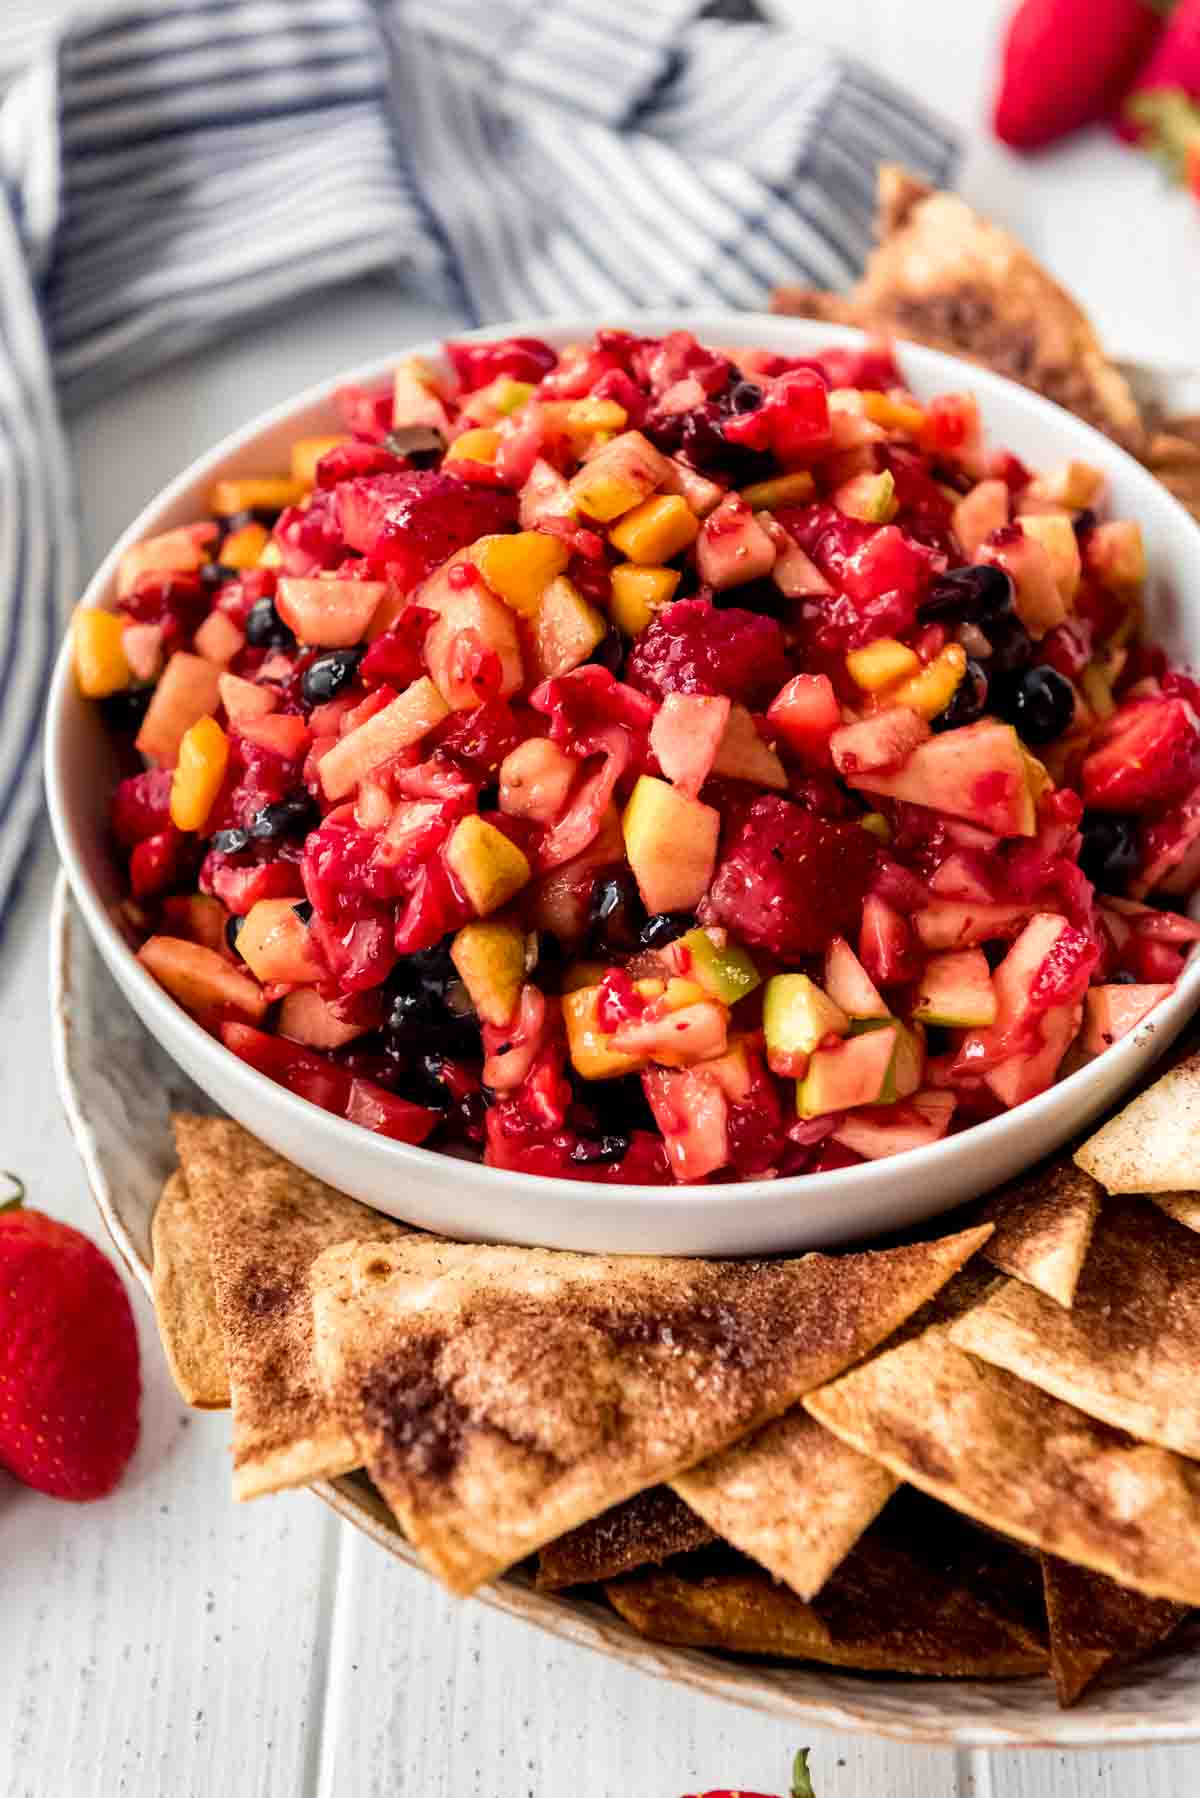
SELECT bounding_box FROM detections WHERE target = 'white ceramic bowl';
[44,313,1200,1256]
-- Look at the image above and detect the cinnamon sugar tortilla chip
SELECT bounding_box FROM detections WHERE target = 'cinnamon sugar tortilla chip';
[1147,1190,1200,1234]
[1074,1054,1200,1194]
[311,1224,991,1595]
[151,1170,230,1409]
[1041,1553,1190,1708]
[951,1199,1200,1458]
[805,1326,1200,1607]
[538,1487,714,1590]
[606,1505,1047,1678]
[173,1113,405,1500]
[670,1409,897,1602]
[975,1153,1102,1308]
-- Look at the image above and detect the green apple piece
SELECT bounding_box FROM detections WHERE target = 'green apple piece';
[622,776,720,914]
[763,974,849,1077]
[879,1021,925,1103]
[911,948,997,1028]
[823,936,890,1021]
[677,928,761,1006]
[797,1025,898,1118]
[450,920,526,1027]
[842,719,1037,837]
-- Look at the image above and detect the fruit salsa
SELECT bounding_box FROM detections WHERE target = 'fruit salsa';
[75,328,1200,1185]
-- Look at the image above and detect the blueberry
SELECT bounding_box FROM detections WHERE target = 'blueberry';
[225,913,245,953]
[291,899,314,923]
[199,561,240,590]
[588,626,625,675]
[249,795,319,841]
[643,401,770,483]
[932,658,988,732]
[220,505,285,531]
[1079,813,1141,889]
[569,1134,632,1166]
[711,576,787,618]
[1073,508,1098,540]
[990,665,1075,744]
[244,597,295,649]
[476,782,501,812]
[920,564,1015,625]
[984,609,1034,674]
[98,689,151,733]
[728,380,763,415]
[301,647,364,706]
[587,870,646,957]
[1109,970,1139,985]
[639,911,696,949]
[211,827,251,855]
[384,939,481,1056]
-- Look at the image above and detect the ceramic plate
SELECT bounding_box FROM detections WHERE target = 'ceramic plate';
[49,873,1200,1748]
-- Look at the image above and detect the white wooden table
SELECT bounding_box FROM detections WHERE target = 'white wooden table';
[3,2,1198,1792]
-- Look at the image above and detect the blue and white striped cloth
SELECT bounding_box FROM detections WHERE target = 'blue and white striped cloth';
[0,0,957,937]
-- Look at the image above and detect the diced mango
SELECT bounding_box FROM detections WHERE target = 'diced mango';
[1019,512,1081,604]
[845,638,921,692]
[257,539,283,568]
[219,522,270,568]
[739,470,815,511]
[567,430,671,522]
[563,986,645,1080]
[565,397,628,451]
[136,652,223,766]
[610,563,680,635]
[860,390,926,434]
[73,608,131,698]
[446,815,532,916]
[290,435,349,485]
[475,531,570,618]
[445,428,502,467]
[888,642,968,720]
[608,494,699,565]
[169,716,229,832]
[450,920,527,1027]
[622,776,720,915]
[208,477,307,516]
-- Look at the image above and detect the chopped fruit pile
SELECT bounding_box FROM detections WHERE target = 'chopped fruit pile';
[76,328,1200,1184]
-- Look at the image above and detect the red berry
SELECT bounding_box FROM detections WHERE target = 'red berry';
[706,797,877,958]
[111,768,173,847]
[1081,697,1200,813]
[444,336,558,393]
[335,471,518,588]
[625,598,790,709]
[0,1207,140,1501]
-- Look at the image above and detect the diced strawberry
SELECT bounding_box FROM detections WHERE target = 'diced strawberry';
[111,768,174,847]
[1082,697,1200,813]
[130,828,193,898]
[344,1078,437,1143]
[273,489,346,576]
[445,337,557,394]
[765,673,842,766]
[335,381,394,441]
[336,471,518,588]
[859,893,920,985]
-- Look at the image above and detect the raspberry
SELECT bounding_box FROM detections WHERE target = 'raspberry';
[625,598,790,709]
[706,796,877,958]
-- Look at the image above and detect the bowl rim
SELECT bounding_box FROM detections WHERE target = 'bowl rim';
[44,310,1200,1217]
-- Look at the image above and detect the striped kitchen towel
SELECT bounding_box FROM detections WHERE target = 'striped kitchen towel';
[0,0,957,936]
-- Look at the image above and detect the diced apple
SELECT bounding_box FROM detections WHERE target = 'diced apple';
[1019,513,1081,606]
[218,672,278,726]
[797,1026,899,1117]
[135,652,222,766]
[278,988,372,1050]
[834,469,898,524]
[563,985,646,1080]
[116,523,217,600]
[1027,459,1104,510]
[622,776,720,914]
[319,676,450,800]
[824,936,890,1021]
[659,457,725,517]
[138,935,267,1022]
[275,576,387,648]
[609,999,729,1067]
[740,471,815,511]
[446,814,532,915]
[235,899,325,984]
[912,948,997,1027]
[952,479,1009,558]
[650,694,730,798]
[914,900,1035,950]
[986,1000,1083,1108]
[666,928,761,1005]
[1083,982,1172,1053]
[833,1090,956,1160]
[830,707,930,776]
[423,586,524,709]
[500,737,578,823]
[764,973,849,1076]
[450,920,526,1027]
[568,430,671,521]
[960,914,1083,1107]
[761,516,833,598]
[695,493,777,590]
[641,1066,729,1181]
[844,719,1037,837]
[193,610,245,667]
[711,703,786,790]
[530,575,607,680]
[392,356,450,434]
[121,622,164,684]
[1084,519,1145,590]
[980,527,1065,638]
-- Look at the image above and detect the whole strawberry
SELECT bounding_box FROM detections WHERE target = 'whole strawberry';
[0,1185,140,1500]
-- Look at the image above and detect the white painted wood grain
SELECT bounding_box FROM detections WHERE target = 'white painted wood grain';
[3,0,1199,1788]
